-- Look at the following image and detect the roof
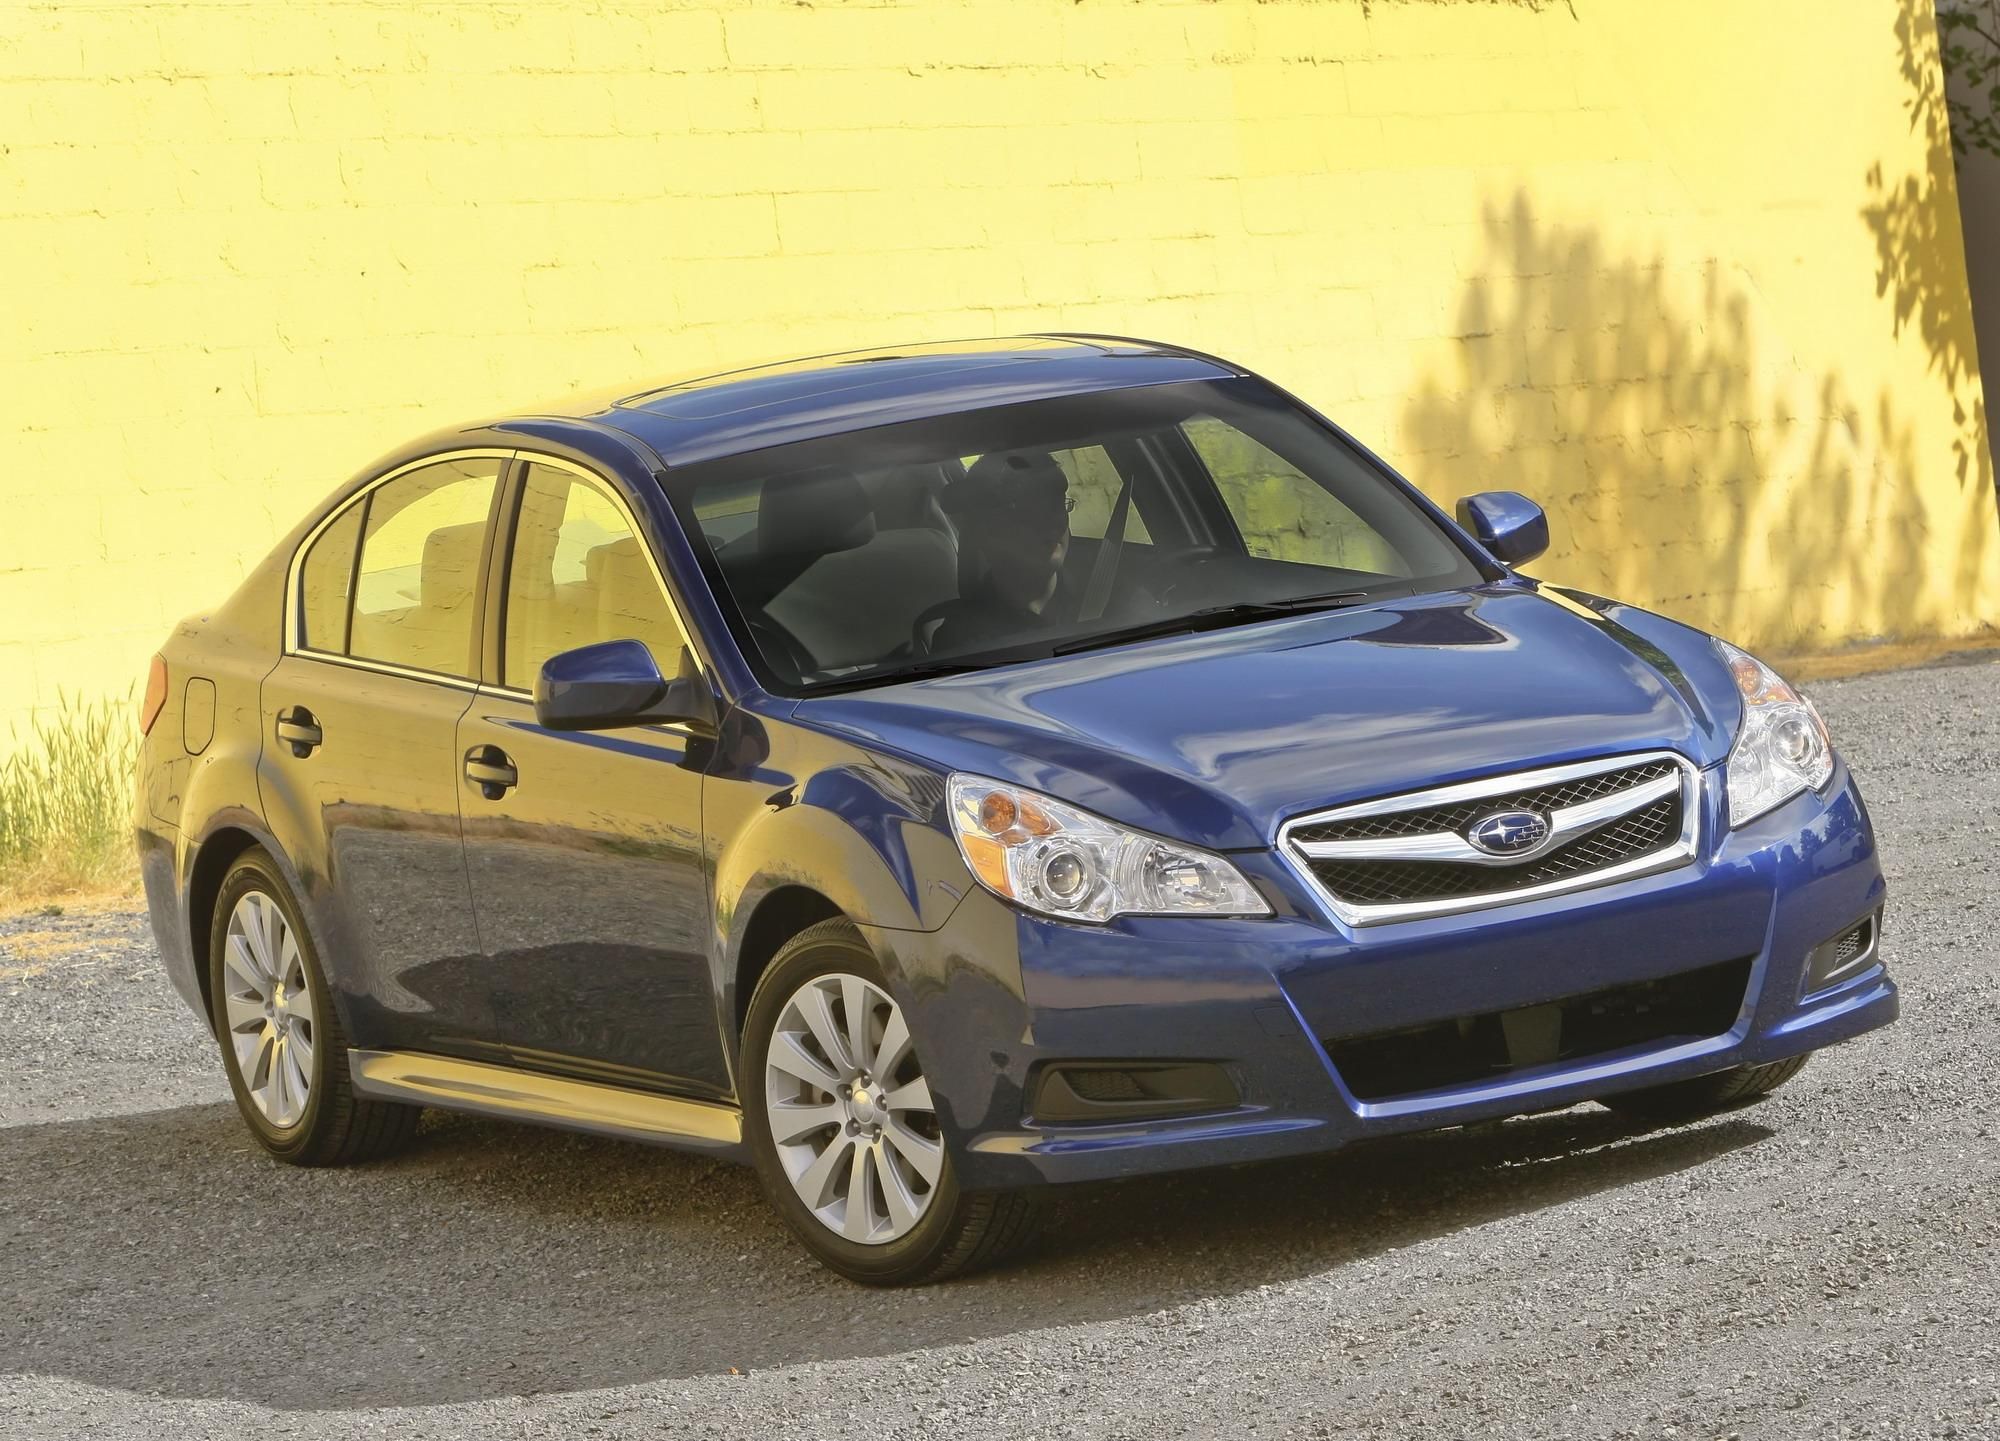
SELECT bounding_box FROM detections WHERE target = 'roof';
[539,335,1242,468]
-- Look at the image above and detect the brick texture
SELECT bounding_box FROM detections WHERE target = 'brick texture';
[0,0,1994,746]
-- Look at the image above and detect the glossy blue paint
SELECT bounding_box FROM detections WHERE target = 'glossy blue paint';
[579,336,1239,468]
[135,334,1896,1206]
[1456,489,1551,566]
[876,760,1890,1188]
[796,584,1745,850]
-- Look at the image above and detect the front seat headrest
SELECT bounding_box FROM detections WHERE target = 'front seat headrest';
[758,467,875,559]
[420,522,487,613]
[742,466,875,603]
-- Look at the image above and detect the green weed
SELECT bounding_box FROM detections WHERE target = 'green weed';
[0,692,140,906]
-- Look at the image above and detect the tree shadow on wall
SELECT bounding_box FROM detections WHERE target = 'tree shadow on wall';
[1863,0,1993,500]
[1401,194,1977,651]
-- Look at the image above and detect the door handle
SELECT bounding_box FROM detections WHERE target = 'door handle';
[464,744,518,800]
[275,706,323,758]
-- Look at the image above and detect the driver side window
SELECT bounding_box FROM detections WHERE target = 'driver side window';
[501,463,689,689]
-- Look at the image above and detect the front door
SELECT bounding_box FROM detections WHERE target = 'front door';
[455,458,726,1096]
[258,454,504,1053]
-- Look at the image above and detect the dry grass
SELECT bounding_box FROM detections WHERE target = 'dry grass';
[0,694,141,911]
[1777,630,2000,683]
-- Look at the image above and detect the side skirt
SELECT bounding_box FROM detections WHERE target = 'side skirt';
[348,1049,744,1154]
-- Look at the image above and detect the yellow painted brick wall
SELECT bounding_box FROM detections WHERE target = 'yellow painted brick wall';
[2,0,1995,748]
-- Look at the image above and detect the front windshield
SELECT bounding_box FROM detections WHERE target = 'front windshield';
[667,378,1490,693]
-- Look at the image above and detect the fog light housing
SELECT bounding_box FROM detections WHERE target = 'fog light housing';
[1028,1061,1240,1125]
[1803,910,1882,996]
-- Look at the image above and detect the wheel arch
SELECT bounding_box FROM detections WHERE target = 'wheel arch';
[730,884,846,1037]
[186,825,264,1031]
[184,819,316,1034]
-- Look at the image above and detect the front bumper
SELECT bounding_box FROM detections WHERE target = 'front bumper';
[867,760,1896,1190]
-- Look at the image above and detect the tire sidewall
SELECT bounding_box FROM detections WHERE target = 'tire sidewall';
[207,851,334,1161]
[740,926,965,1283]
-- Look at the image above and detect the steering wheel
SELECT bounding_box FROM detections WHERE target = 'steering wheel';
[1147,544,1224,610]
[747,612,818,683]
[907,600,957,657]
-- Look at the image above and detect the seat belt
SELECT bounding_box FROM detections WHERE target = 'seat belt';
[1077,476,1132,623]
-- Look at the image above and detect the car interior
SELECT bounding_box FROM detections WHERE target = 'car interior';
[348,519,487,675]
[694,429,1412,689]
[503,532,693,685]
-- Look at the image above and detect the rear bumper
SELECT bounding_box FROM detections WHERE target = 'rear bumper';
[870,760,1896,1190]
[136,818,205,1023]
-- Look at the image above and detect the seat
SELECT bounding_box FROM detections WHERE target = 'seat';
[351,520,485,673]
[755,467,959,669]
[589,536,685,667]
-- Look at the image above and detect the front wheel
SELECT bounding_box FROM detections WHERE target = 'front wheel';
[741,919,1041,1285]
[1598,1055,1809,1123]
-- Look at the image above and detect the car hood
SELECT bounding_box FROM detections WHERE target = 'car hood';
[792,584,1742,851]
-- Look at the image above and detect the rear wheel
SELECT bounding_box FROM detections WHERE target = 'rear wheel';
[1599,1055,1809,1123]
[741,918,1041,1285]
[207,850,420,1165]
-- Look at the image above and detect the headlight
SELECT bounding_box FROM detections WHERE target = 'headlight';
[946,774,1270,922]
[1716,639,1834,827]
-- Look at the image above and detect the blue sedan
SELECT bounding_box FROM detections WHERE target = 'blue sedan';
[134,336,1895,1283]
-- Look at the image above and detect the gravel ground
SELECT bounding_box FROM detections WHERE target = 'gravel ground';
[1,655,1996,1440]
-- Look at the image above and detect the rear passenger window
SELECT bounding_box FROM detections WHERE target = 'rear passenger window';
[346,458,500,679]
[502,463,688,688]
[297,504,362,653]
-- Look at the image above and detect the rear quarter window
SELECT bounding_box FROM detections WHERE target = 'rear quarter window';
[297,503,362,652]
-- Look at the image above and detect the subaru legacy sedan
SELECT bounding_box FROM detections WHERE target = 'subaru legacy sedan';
[136,336,1895,1284]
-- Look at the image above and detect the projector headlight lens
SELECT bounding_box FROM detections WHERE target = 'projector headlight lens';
[947,774,1269,923]
[1716,639,1834,827]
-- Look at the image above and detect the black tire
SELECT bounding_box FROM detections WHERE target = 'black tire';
[1598,1054,1810,1123]
[740,918,1042,1285]
[207,849,421,1166]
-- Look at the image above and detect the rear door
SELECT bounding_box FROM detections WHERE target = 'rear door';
[454,456,727,1096]
[257,453,505,1054]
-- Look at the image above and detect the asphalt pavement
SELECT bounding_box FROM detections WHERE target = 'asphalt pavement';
[1,653,1995,1440]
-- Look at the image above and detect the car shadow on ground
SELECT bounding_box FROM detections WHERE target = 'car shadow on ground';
[0,1098,1771,1411]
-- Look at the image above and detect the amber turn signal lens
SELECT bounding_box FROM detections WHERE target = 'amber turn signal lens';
[977,790,1017,834]
[140,655,168,736]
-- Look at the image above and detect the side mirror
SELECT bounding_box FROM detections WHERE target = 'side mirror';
[1455,491,1550,567]
[533,640,718,734]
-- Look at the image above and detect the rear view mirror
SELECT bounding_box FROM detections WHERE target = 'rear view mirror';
[1455,491,1550,567]
[534,640,718,734]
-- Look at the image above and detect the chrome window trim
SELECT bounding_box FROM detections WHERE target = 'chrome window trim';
[282,447,516,687]
[1277,750,1702,928]
[282,447,705,699]
[498,451,703,687]
[288,648,483,693]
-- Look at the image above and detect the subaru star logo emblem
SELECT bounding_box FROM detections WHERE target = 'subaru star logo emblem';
[1467,809,1550,857]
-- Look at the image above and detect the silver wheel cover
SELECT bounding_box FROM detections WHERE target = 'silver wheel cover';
[763,973,942,1245]
[220,890,316,1129]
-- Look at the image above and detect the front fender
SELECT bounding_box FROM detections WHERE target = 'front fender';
[704,714,981,1028]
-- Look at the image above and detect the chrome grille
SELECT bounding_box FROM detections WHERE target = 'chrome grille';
[1281,753,1699,925]
[1291,759,1681,846]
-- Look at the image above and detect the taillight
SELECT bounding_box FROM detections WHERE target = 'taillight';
[140,656,169,735]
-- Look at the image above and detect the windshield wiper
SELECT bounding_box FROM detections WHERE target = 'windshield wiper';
[870,660,989,684]
[1051,591,1375,657]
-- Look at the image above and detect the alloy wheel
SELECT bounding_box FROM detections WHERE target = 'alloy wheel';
[219,890,316,1128]
[762,972,943,1244]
